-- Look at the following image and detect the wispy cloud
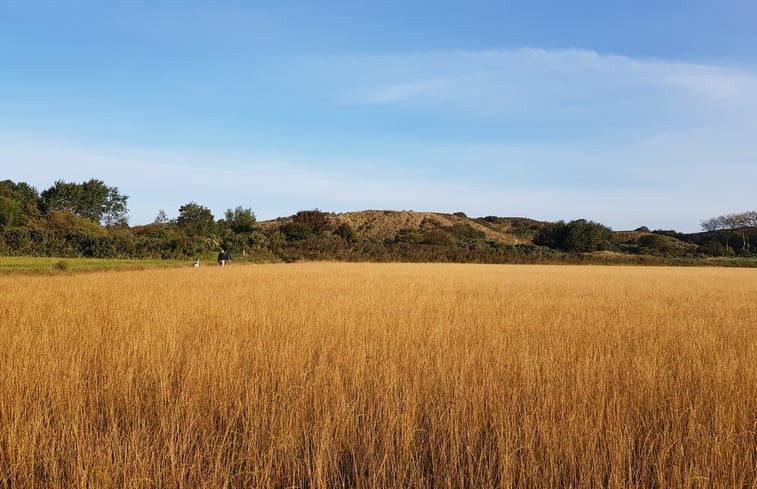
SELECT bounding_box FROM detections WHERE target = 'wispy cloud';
[307,48,757,230]
[4,48,756,232]
[341,48,757,121]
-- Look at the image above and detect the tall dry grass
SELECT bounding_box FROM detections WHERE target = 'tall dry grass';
[0,263,756,488]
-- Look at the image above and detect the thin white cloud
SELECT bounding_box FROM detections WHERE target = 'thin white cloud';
[342,48,757,119]
[4,49,756,232]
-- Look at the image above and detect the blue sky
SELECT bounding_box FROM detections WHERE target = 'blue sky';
[2,1,756,231]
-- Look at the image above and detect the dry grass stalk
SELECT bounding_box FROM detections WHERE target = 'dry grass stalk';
[1,263,755,488]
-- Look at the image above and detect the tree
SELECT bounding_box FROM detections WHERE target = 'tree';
[154,209,169,224]
[0,180,41,226]
[533,221,570,250]
[534,219,615,252]
[564,219,615,252]
[0,196,23,228]
[0,180,40,219]
[177,202,215,235]
[39,179,128,226]
[700,217,721,233]
[721,214,745,251]
[224,206,256,233]
[701,211,757,252]
[102,186,129,227]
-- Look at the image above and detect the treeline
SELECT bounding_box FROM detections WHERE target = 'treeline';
[1,178,756,264]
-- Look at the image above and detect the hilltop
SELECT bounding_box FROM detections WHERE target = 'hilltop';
[261,209,696,250]
[261,210,537,245]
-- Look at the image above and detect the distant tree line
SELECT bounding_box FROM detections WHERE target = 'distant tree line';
[1,178,756,264]
[701,211,757,252]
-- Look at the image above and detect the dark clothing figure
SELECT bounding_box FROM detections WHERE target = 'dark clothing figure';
[218,251,226,266]
[225,251,232,264]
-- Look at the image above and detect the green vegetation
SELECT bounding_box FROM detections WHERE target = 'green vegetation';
[534,219,616,252]
[39,179,128,226]
[1,178,757,267]
[0,256,187,275]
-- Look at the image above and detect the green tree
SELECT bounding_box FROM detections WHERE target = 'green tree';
[533,221,570,250]
[0,196,23,228]
[534,219,615,252]
[102,186,129,227]
[564,219,615,252]
[154,209,169,224]
[177,202,215,235]
[0,180,41,222]
[224,206,256,233]
[40,179,128,226]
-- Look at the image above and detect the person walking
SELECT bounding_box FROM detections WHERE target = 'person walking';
[217,250,226,266]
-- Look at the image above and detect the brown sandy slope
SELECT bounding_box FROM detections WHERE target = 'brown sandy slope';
[261,210,530,244]
[261,210,695,250]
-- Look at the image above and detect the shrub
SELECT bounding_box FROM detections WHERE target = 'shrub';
[281,222,313,242]
[421,230,454,246]
[335,223,357,243]
[447,224,486,241]
[2,227,31,251]
[535,219,615,252]
[293,209,329,234]
[638,234,676,256]
[394,230,425,245]
[0,196,23,228]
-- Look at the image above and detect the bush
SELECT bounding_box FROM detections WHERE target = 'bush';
[565,220,615,252]
[535,219,615,252]
[638,234,676,256]
[1,227,31,252]
[394,230,425,245]
[421,230,454,246]
[47,210,106,234]
[53,260,68,271]
[697,241,730,256]
[281,222,313,242]
[533,221,569,250]
[447,224,486,241]
[293,209,329,234]
[334,223,357,243]
[0,196,23,228]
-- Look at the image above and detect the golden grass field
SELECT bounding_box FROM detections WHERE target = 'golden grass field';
[1,262,756,488]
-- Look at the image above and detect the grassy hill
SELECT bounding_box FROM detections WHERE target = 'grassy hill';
[262,209,699,250]
[260,210,539,245]
[256,209,757,266]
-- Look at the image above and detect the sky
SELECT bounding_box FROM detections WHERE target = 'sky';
[2,1,756,231]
